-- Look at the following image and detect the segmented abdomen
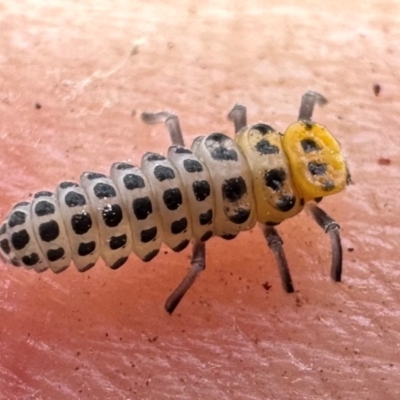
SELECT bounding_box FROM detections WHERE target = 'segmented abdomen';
[0,132,257,273]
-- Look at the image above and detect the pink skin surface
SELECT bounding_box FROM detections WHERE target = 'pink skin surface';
[1,1,399,398]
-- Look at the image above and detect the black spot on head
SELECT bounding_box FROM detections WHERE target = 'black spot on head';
[308,161,327,176]
[228,208,250,224]
[0,238,10,254]
[175,147,192,154]
[264,168,286,191]
[172,239,189,252]
[111,256,129,270]
[132,197,153,220]
[87,172,107,180]
[65,191,86,207]
[322,180,335,191]
[11,229,30,250]
[109,234,127,250]
[251,123,275,135]
[192,180,211,201]
[255,139,279,155]
[163,188,182,210]
[8,211,26,228]
[34,191,52,198]
[276,195,296,212]
[71,213,92,235]
[222,177,247,202]
[142,249,159,262]
[116,162,134,170]
[183,159,203,173]
[0,224,6,235]
[94,183,117,199]
[59,182,78,189]
[34,201,55,216]
[147,153,166,162]
[221,234,237,240]
[102,204,123,227]
[80,263,95,272]
[200,230,213,242]
[140,227,158,243]
[171,218,188,234]
[39,220,59,242]
[301,138,321,153]
[199,209,213,225]
[124,174,145,190]
[78,241,96,256]
[22,253,40,266]
[13,201,30,209]
[47,247,65,262]
[154,165,175,181]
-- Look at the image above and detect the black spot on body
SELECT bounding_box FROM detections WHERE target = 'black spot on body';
[109,234,127,250]
[80,263,95,272]
[255,139,279,155]
[34,191,52,198]
[308,161,327,176]
[172,239,189,252]
[65,192,86,207]
[140,227,158,243]
[47,247,65,262]
[111,257,129,270]
[78,241,96,256]
[142,249,159,262]
[59,182,78,189]
[163,188,182,210]
[266,221,279,226]
[314,197,323,203]
[200,230,213,242]
[71,213,92,235]
[276,195,296,212]
[0,239,10,254]
[171,218,188,234]
[210,146,238,161]
[264,169,287,191]
[8,211,26,228]
[300,198,305,206]
[11,258,21,266]
[22,253,40,266]
[11,229,30,250]
[116,162,134,170]
[199,209,213,225]
[222,177,247,202]
[94,183,117,199]
[13,201,30,209]
[102,204,123,227]
[228,208,251,224]
[147,153,166,161]
[34,201,55,216]
[39,220,59,242]
[87,172,107,180]
[192,180,211,201]
[221,234,237,240]
[0,224,6,234]
[175,147,192,154]
[154,165,175,181]
[183,159,203,173]
[301,138,321,153]
[132,197,153,220]
[124,174,145,190]
[252,123,274,135]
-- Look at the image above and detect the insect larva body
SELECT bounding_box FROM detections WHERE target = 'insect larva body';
[0,91,351,313]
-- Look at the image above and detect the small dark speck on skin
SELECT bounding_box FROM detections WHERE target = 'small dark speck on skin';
[35,103,42,109]
[347,247,354,252]
[373,83,381,96]
[378,157,391,165]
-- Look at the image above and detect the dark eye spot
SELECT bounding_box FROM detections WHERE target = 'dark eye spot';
[308,161,327,176]
[222,177,247,202]
[94,183,117,198]
[154,165,175,181]
[264,168,286,191]
[34,201,55,216]
[255,139,279,155]
[301,139,321,153]
[8,211,26,228]
[65,192,86,207]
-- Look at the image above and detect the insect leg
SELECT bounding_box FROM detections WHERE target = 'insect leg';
[305,203,342,282]
[165,240,205,314]
[298,91,328,121]
[141,111,185,146]
[261,225,294,293]
[227,104,247,133]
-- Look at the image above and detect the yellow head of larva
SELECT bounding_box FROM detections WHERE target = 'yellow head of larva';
[282,121,349,202]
